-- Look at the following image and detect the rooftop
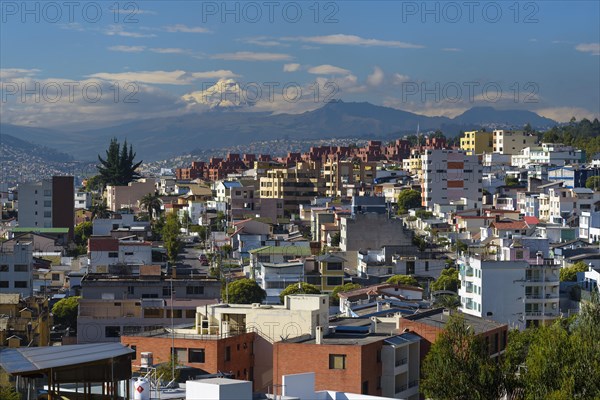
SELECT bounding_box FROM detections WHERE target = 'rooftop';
[403,308,506,335]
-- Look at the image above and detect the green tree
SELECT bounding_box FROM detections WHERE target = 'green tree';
[431,268,460,292]
[52,296,80,328]
[220,244,233,258]
[140,192,162,220]
[0,385,21,400]
[90,200,110,220]
[84,175,103,192]
[162,213,182,262]
[156,354,181,383]
[397,189,422,214]
[279,282,321,304]
[559,261,589,282]
[97,138,142,186]
[421,313,503,400]
[505,176,520,187]
[330,231,341,247]
[74,221,92,247]
[586,176,600,190]
[226,279,266,304]
[331,282,362,305]
[386,275,420,287]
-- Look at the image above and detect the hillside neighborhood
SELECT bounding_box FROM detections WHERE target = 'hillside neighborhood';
[1,122,600,399]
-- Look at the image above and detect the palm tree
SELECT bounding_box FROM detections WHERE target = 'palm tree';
[90,201,110,220]
[140,192,162,220]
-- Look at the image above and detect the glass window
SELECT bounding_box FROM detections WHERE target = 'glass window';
[329,354,346,369]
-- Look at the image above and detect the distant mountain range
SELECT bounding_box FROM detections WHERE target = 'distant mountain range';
[0,102,558,161]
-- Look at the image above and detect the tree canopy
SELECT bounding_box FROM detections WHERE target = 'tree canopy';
[97,138,142,186]
[386,274,420,287]
[431,268,460,292]
[421,313,504,400]
[162,213,182,263]
[279,282,321,304]
[226,279,266,304]
[397,189,422,214]
[52,296,80,329]
[585,176,600,191]
[140,192,162,220]
[540,118,600,161]
[331,282,362,305]
[560,261,589,282]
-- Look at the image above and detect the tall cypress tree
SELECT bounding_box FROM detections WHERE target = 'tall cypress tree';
[97,138,142,186]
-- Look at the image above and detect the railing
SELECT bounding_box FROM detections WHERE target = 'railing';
[395,358,407,367]
[395,384,407,393]
[408,380,419,388]
[525,312,558,317]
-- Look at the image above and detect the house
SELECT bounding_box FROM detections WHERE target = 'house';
[0,242,33,297]
[87,236,152,273]
[316,253,346,292]
[340,213,412,252]
[338,283,423,317]
[105,179,155,212]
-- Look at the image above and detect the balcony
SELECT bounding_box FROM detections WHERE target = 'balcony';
[525,311,559,319]
[395,358,407,367]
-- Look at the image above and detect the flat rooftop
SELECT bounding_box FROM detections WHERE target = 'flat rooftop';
[403,308,506,334]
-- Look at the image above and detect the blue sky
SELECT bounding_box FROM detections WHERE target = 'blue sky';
[1,1,599,128]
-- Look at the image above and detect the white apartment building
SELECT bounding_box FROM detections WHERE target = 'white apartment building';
[458,249,560,329]
[88,236,152,272]
[254,261,307,303]
[548,187,600,224]
[74,191,92,210]
[0,242,34,297]
[512,143,586,168]
[493,130,537,155]
[421,149,482,210]
[579,211,600,242]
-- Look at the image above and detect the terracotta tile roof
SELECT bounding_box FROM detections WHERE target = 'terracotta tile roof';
[490,220,529,230]
[88,237,118,252]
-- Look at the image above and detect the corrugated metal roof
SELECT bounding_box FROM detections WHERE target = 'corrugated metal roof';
[0,343,134,374]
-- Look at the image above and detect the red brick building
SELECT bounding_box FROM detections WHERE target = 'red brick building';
[272,332,385,396]
[122,330,256,382]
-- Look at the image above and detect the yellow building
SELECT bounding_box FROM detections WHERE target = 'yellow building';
[0,294,50,348]
[460,131,493,155]
[316,253,346,292]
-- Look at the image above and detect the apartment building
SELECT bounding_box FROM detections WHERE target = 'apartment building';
[547,187,600,224]
[421,149,482,209]
[17,176,75,239]
[0,242,34,297]
[340,213,412,252]
[493,129,537,155]
[78,268,221,343]
[458,250,560,329]
[460,130,493,155]
[87,236,153,273]
[273,327,421,400]
[512,143,586,168]
[321,159,377,198]
[105,178,155,212]
[259,162,324,216]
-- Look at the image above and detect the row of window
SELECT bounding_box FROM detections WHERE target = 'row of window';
[0,281,29,288]
[0,264,29,272]
[125,286,205,296]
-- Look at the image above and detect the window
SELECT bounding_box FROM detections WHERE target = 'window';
[0,281,8,288]
[144,308,162,318]
[52,273,60,281]
[225,346,231,362]
[14,281,28,288]
[327,262,343,271]
[105,326,120,338]
[326,276,343,286]
[44,200,51,207]
[163,286,172,297]
[175,348,187,363]
[130,345,137,359]
[362,381,369,395]
[124,252,134,256]
[186,286,204,295]
[127,286,135,295]
[329,354,346,369]
[258,255,270,263]
[0,265,8,272]
[43,211,52,218]
[108,252,118,258]
[14,264,28,272]
[186,310,196,318]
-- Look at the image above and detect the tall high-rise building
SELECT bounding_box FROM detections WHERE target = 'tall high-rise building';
[421,149,482,209]
[17,176,75,239]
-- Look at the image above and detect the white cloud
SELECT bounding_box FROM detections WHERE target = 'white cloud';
[240,36,288,47]
[282,34,423,49]
[392,73,410,84]
[536,107,599,122]
[442,48,462,52]
[0,68,40,79]
[149,48,188,54]
[87,70,239,85]
[108,45,146,53]
[283,63,301,72]
[211,52,293,62]
[575,43,600,56]
[367,66,384,86]
[104,25,156,38]
[307,65,351,75]
[164,24,211,33]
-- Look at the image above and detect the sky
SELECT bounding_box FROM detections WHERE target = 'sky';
[1,1,599,129]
